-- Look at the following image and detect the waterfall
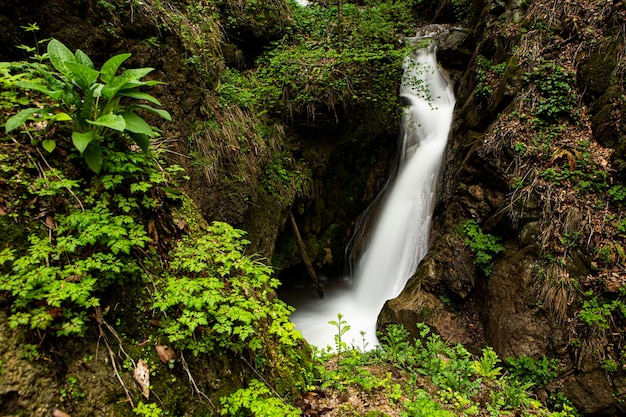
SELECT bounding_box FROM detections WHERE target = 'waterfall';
[286,36,455,350]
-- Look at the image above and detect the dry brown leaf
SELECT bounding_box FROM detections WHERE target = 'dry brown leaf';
[155,345,177,363]
[134,358,150,399]
[45,215,57,230]
[52,409,71,417]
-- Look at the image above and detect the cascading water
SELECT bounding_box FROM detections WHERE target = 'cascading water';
[286,34,456,350]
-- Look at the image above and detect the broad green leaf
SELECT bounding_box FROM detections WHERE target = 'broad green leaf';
[100,53,131,83]
[118,67,155,82]
[101,68,155,99]
[65,62,100,90]
[135,104,172,121]
[101,77,129,100]
[42,139,56,152]
[51,112,72,122]
[121,111,154,136]
[74,49,95,69]
[5,108,41,132]
[47,39,76,79]
[128,132,150,152]
[72,131,94,153]
[83,141,103,173]
[80,87,95,121]
[123,79,165,88]
[15,80,64,101]
[87,114,126,131]
[118,90,162,106]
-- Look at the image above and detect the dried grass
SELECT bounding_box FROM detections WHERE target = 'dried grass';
[537,263,576,323]
[193,104,278,188]
[138,0,225,77]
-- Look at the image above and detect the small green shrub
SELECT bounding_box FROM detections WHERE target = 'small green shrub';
[461,220,505,275]
[220,379,301,417]
[608,184,626,204]
[152,222,306,395]
[133,402,164,417]
[475,55,507,100]
[525,61,577,124]
[505,355,560,387]
[5,38,171,173]
[0,148,178,336]
[578,291,626,331]
[472,347,502,380]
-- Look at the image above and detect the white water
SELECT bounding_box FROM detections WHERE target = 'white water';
[287,38,455,350]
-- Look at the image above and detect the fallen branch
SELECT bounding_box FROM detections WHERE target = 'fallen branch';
[289,212,324,298]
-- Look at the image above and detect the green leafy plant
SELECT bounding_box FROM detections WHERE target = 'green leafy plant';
[377,324,414,368]
[5,38,171,173]
[59,375,85,401]
[0,141,183,336]
[577,290,626,331]
[461,220,505,275]
[220,379,301,417]
[328,313,351,356]
[133,402,165,417]
[402,389,456,417]
[475,55,507,100]
[525,61,577,124]
[505,355,560,387]
[152,222,306,395]
[472,347,502,380]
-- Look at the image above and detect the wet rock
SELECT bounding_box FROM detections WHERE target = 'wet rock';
[378,232,480,344]
[378,284,476,346]
[484,250,568,358]
[433,28,473,71]
[562,369,621,415]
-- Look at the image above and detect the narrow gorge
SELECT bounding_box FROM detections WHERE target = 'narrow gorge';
[0,0,625,416]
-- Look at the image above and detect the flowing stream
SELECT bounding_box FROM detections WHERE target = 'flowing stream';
[285,35,455,350]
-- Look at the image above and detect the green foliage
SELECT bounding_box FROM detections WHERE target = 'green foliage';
[377,324,414,369]
[525,61,577,124]
[451,0,475,21]
[4,38,171,173]
[402,389,456,417]
[0,147,176,336]
[506,355,560,387]
[59,375,85,401]
[262,151,313,203]
[578,290,626,331]
[217,0,291,39]
[608,184,626,205]
[250,0,421,132]
[256,43,403,125]
[0,62,38,110]
[472,347,502,379]
[220,379,301,417]
[152,222,306,395]
[461,220,505,275]
[217,68,259,110]
[475,55,507,100]
[329,313,351,356]
[309,319,577,416]
[133,402,165,417]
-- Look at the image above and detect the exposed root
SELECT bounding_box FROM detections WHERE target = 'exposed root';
[180,352,216,412]
[95,313,136,408]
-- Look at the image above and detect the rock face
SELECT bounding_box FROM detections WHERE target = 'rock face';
[0,312,58,416]
[380,0,626,414]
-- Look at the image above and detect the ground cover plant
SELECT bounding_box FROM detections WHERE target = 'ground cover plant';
[0,36,308,414]
[291,317,579,417]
